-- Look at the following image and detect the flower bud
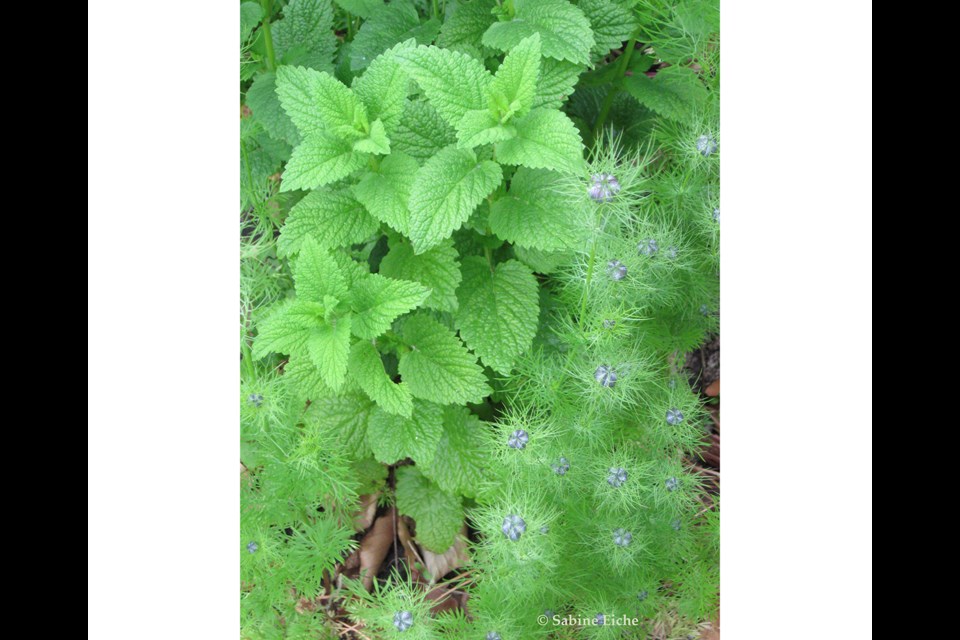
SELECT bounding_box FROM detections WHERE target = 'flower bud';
[607,260,627,281]
[502,514,527,541]
[393,611,414,632]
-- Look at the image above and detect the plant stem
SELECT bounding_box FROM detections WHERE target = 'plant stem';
[259,0,276,71]
[591,35,639,144]
[241,339,257,380]
[484,246,495,274]
[432,0,440,20]
[579,232,599,322]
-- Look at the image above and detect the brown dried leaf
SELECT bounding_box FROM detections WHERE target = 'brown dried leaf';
[353,493,380,532]
[421,525,470,586]
[396,515,424,583]
[705,378,720,397]
[359,509,396,591]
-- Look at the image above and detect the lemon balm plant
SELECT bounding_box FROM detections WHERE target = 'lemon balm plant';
[240,0,719,638]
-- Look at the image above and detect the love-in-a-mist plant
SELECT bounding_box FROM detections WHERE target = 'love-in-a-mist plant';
[240,0,718,638]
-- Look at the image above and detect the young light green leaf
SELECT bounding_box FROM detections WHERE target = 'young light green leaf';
[352,118,391,154]
[278,188,380,257]
[252,299,325,359]
[351,43,413,136]
[622,66,708,122]
[391,45,494,127]
[437,0,497,51]
[246,72,302,147]
[394,466,464,553]
[391,100,458,164]
[399,314,491,404]
[533,58,583,109]
[333,0,383,19]
[489,33,542,120]
[495,108,586,174]
[292,237,349,301]
[379,237,462,313]
[240,2,263,43]
[306,313,352,391]
[275,65,368,137]
[283,353,334,401]
[349,273,431,339]
[272,0,337,73]
[281,133,369,192]
[350,1,441,71]
[351,152,419,236]
[489,167,587,250]
[348,341,413,417]
[578,0,638,55]
[456,257,540,374]
[455,109,517,149]
[482,0,595,65]
[407,145,503,254]
[367,400,444,466]
[420,406,488,499]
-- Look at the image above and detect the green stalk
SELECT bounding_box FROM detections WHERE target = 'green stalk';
[259,0,276,71]
[579,231,600,322]
[241,339,257,381]
[591,35,639,144]
[432,0,440,20]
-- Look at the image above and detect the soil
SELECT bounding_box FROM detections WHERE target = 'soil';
[686,334,720,394]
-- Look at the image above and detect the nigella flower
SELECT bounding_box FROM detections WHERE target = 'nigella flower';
[637,590,649,602]
[613,528,633,547]
[665,476,680,492]
[552,456,570,476]
[246,541,258,554]
[638,238,659,257]
[595,613,606,625]
[507,429,529,449]
[486,633,502,640]
[247,393,264,408]
[393,611,414,632]
[666,246,678,260]
[671,518,682,531]
[502,514,527,541]
[696,135,718,157]
[668,378,678,389]
[589,173,621,203]
[713,207,720,222]
[700,304,710,316]
[540,525,550,534]
[595,365,618,388]
[666,408,684,425]
[607,259,627,281]
[603,319,617,329]
[607,467,628,488]
[544,609,555,619]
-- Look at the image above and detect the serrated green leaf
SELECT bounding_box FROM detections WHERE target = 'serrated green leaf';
[533,58,582,109]
[350,1,441,71]
[496,108,586,174]
[292,237,349,301]
[310,391,376,456]
[438,0,497,51]
[391,100,458,164]
[272,0,337,73]
[578,0,638,55]
[490,167,586,250]
[407,145,503,254]
[352,118,391,154]
[278,188,379,257]
[276,65,368,137]
[281,133,369,192]
[349,273,431,339]
[421,406,488,498]
[348,341,413,417]
[379,237,462,313]
[456,257,539,374]
[252,299,325,359]
[246,73,302,148]
[306,313,352,391]
[456,109,517,149]
[394,466,463,552]
[513,244,573,274]
[350,456,389,494]
[482,0,595,65]
[333,0,383,19]
[351,152,419,236]
[489,33,541,119]
[399,314,491,404]
[392,45,494,127]
[367,400,444,465]
[622,66,708,121]
[283,353,333,401]
[241,2,264,44]
[351,43,412,136]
